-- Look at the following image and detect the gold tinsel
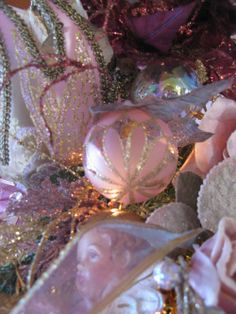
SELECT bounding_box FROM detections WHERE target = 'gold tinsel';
[0,217,47,266]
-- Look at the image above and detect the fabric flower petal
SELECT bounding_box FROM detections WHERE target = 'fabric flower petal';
[189,249,220,306]
[195,97,236,174]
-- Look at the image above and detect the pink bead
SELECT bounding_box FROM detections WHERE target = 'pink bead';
[83,109,178,205]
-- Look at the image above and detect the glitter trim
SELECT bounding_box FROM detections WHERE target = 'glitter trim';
[0,1,64,80]
[0,31,11,165]
[50,0,111,103]
[31,0,66,65]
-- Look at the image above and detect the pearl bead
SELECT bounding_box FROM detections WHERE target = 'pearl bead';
[153,258,181,290]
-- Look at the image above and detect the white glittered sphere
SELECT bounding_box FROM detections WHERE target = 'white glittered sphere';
[83,109,178,205]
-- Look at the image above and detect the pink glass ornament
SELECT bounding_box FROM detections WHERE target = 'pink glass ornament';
[83,109,178,205]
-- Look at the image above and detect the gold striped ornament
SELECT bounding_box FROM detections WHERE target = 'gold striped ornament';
[83,109,178,205]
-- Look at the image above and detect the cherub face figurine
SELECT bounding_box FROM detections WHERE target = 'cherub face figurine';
[11,220,199,314]
[76,227,151,306]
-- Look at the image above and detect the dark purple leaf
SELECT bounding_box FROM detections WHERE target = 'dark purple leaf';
[175,172,203,210]
[128,1,197,53]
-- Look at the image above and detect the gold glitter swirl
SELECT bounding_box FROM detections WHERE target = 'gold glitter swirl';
[137,144,176,186]
[101,127,126,182]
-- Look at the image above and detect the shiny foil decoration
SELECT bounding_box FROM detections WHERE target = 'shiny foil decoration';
[200,48,236,101]
[131,62,200,103]
[83,109,178,205]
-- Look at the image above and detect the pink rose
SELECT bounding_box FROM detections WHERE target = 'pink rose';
[196,97,236,174]
[181,97,236,176]
[189,217,236,314]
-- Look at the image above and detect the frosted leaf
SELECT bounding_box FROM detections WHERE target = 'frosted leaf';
[146,202,200,233]
[197,158,236,232]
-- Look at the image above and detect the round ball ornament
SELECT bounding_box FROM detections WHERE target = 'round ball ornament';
[131,62,200,102]
[83,109,178,205]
